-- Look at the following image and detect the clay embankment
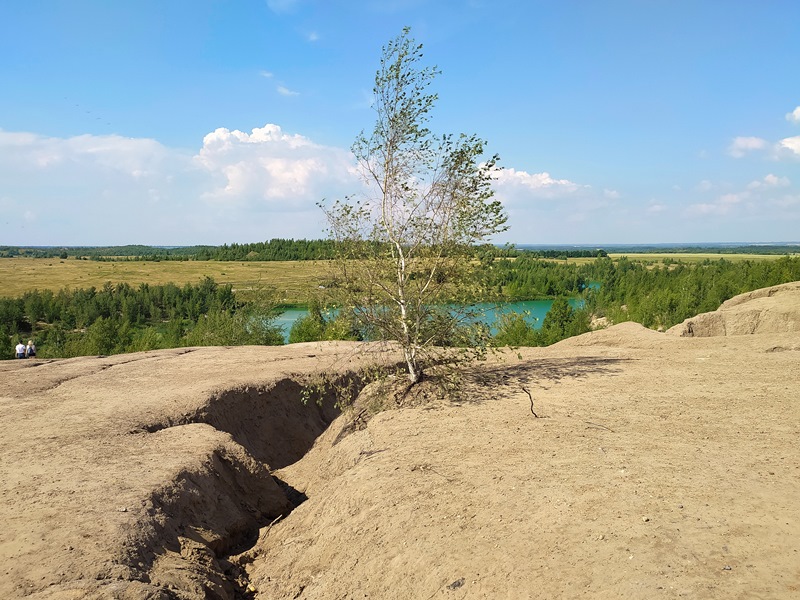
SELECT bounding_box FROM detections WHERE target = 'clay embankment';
[1,283,799,599]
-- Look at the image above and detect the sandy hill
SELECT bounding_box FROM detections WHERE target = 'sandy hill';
[1,283,799,599]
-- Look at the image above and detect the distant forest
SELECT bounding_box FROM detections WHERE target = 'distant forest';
[0,239,609,261]
[2,253,799,359]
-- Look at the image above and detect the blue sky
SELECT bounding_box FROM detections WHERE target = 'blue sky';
[1,0,799,246]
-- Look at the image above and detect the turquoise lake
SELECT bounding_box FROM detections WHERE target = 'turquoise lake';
[272,298,584,342]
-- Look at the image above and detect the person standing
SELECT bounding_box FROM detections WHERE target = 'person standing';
[26,340,36,358]
[15,341,26,359]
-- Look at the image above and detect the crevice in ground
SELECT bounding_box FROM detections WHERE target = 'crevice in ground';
[273,476,309,509]
[132,374,360,468]
[119,370,370,599]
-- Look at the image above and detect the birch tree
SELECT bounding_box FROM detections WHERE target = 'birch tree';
[322,28,508,383]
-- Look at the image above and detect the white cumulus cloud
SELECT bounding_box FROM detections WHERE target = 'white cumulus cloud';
[778,136,800,157]
[492,168,585,202]
[0,124,363,245]
[194,124,359,208]
[786,106,800,124]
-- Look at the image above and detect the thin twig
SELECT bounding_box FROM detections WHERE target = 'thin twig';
[427,467,452,482]
[411,464,453,482]
[262,514,285,537]
[585,421,615,432]
[521,385,538,417]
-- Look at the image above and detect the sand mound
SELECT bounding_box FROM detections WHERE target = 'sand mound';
[667,281,800,337]
[552,320,665,350]
[2,286,799,599]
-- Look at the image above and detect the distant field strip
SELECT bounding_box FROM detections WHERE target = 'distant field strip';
[0,259,328,302]
[606,252,792,263]
[0,253,790,300]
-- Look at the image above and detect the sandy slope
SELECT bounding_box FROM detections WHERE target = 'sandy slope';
[1,285,799,599]
[0,343,390,599]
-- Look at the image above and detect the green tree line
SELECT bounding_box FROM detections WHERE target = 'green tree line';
[1,277,283,359]
[1,240,611,262]
[4,255,799,358]
[582,256,800,329]
[489,255,800,331]
[1,240,342,261]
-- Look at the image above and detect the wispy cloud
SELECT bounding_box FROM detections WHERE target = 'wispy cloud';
[366,0,429,13]
[266,0,300,13]
[277,85,299,97]
[307,31,319,42]
[747,173,790,190]
[728,136,768,158]
[687,191,748,216]
[696,180,714,192]
[260,71,300,97]
[770,194,800,210]
[489,167,630,241]
[729,107,800,161]
[686,170,799,221]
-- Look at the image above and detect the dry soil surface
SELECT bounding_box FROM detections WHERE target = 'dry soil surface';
[1,284,799,599]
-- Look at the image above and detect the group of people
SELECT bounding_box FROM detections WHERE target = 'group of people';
[15,340,36,359]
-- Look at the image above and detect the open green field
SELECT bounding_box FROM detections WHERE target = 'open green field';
[0,258,328,304]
